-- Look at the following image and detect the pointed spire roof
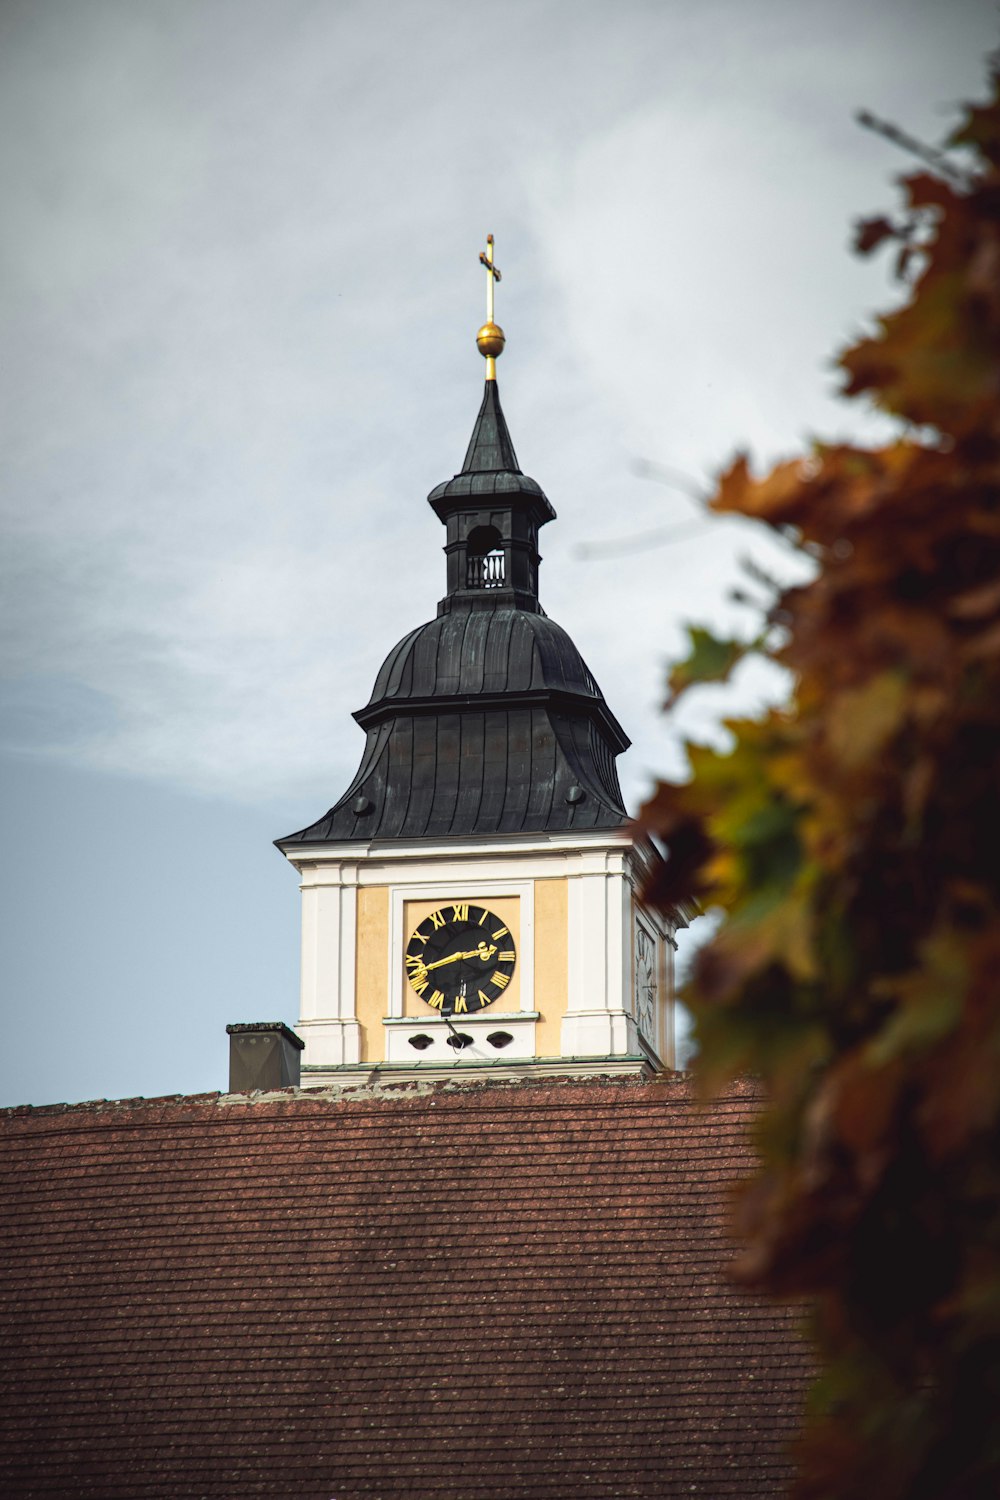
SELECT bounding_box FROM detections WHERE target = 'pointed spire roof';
[461,380,521,474]
[428,381,554,518]
[278,240,630,849]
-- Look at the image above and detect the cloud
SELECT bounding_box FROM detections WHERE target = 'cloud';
[0,0,994,807]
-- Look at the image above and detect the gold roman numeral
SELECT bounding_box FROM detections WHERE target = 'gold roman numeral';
[492,926,508,940]
[491,970,510,990]
[451,903,469,923]
[427,990,445,1009]
[478,990,492,1006]
[454,995,468,1014]
[411,978,428,996]
[411,930,427,946]
[429,911,446,930]
[405,953,425,971]
[498,950,515,963]
[477,909,488,926]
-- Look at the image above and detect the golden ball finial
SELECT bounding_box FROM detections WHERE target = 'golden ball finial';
[476,321,506,360]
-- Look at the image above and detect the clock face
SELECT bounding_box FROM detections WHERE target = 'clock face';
[635,923,657,1038]
[405,903,516,1015]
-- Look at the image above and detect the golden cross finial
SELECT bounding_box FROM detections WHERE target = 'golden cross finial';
[480,234,502,320]
[475,233,505,380]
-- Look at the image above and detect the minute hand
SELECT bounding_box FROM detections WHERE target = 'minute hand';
[417,944,497,973]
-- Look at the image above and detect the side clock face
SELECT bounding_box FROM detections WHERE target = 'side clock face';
[405,903,516,1015]
[635,924,657,1038]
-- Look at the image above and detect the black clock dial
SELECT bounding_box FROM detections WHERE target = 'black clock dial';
[405,903,517,1015]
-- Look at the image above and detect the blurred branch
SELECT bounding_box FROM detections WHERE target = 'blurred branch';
[575,519,714,560]
[630,456,709,505]
[575,456,807,561]
[856,108,976,187]
[575,455,713,558]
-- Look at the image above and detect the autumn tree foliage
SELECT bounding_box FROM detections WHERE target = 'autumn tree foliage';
[639,69,1000,1500]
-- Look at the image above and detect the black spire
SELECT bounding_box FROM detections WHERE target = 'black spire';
[460,380,521,474]
[428,380,554,616]
[278,380,629,848]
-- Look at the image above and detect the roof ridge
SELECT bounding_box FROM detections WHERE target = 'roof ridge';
[0,1074,766,1132]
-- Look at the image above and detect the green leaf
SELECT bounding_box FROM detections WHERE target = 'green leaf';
[667,626,751,703]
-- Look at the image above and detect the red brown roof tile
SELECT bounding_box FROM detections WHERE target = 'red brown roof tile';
[0,1075,808,1498]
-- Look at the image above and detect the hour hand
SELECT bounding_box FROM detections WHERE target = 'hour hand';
[449,942,496,965]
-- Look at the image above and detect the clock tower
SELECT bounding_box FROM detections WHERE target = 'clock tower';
[277,239,687,1083]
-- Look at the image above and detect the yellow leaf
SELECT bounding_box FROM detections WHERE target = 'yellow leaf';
[826,672,908,768]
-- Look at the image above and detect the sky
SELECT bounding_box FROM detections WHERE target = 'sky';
[1,0,996,1107]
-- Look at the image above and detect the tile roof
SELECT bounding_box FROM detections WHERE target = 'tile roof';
[0,1075,808,1499]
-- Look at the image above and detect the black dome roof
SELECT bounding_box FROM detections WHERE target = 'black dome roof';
[280,607,629,846]
[361,608,610,716]
[278,381,630,848]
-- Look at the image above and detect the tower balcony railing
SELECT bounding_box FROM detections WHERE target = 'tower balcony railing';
[467,551,506,589]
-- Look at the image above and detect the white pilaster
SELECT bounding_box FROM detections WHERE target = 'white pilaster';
[562,847,637,1059]
[295,861,361,1068]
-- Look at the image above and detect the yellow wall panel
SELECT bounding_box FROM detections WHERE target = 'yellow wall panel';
[534,878,567,1057]
[356,885,389,1062]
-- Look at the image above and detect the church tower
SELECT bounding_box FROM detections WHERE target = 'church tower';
[277,239,684,1083]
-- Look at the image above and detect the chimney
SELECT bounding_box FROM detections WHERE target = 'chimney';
[226,1022,304,1092]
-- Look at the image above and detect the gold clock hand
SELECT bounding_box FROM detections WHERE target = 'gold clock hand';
[412,943,500,975]
[416,950,474,974]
